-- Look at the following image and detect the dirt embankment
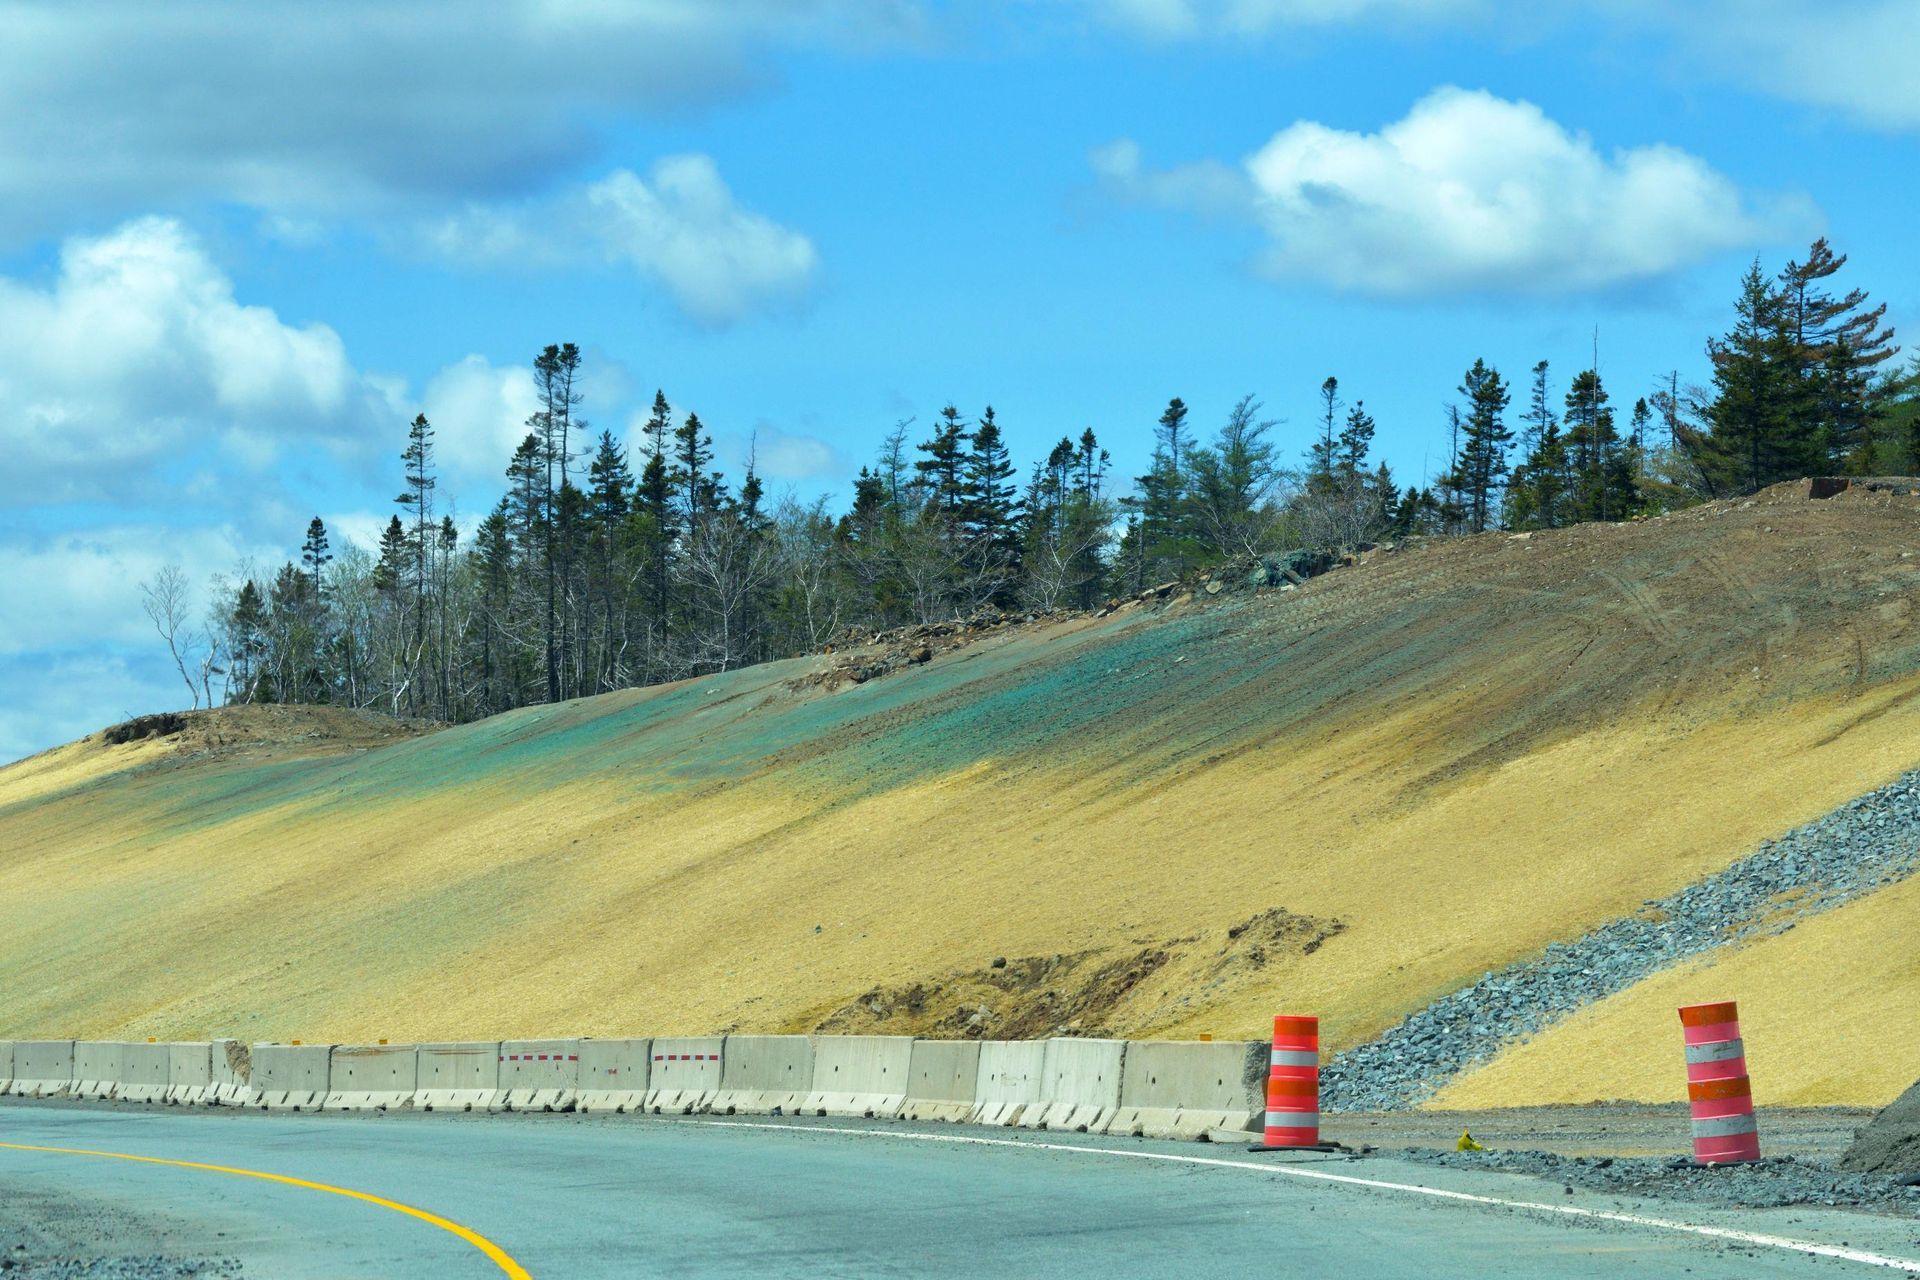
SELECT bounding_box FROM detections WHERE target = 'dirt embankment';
[5,478,1920,1111]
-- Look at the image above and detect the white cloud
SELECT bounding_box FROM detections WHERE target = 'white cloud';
[0,525,278,657]
[415,160,820,325]
[1073,0,1920,132]
[1097,87,1818,296]
[1081,0,1483,36]
[419,355,544,486]
[0,1,926,241]
[717,423,849,486]
[1653,1,1920,131]
[0,217,403,501]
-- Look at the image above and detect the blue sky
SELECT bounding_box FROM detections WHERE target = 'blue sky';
[2,0,1916,762]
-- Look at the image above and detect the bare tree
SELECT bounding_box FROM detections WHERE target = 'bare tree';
[141,564,203,709]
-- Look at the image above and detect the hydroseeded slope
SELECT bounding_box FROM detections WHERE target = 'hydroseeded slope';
[4,483,1920,1106]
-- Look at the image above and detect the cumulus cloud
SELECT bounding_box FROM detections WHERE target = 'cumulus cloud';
[1081,0,1483,36]
[415,160,819,325]
[713,423,849,487]
[1097,87,1818,295]
[0,217,403,500]
[0,0,924,241]
[419,355,544,485]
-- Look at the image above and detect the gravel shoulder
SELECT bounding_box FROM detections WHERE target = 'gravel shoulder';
[0,1176,241,1279]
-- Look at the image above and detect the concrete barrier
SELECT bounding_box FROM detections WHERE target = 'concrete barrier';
[166,1042,212,1104]
[972,1040,1047,1126]
[1024,1038,1126,1132]
[416,1042,499,1112]
[645,1037,725,1114]
[0,1041,11,1094]
[489,1040,580,1112]
[325,1044,418,1111]
[251,1043,331,1110]
[117,1042,173,1104]
[709,1035,813,1115]
[1103,1040,1264,1139]
[577,1039,652,1112]
[72,1041,127,1101]
[6,1041,73,1098]
[901,1040,982,1122]
[798,1035,913,1118]
[208,1040,253,1106]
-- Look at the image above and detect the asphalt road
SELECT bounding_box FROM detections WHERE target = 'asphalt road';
[3,1102,1918,1278]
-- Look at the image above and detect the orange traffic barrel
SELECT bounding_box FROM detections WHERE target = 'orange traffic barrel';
[1262,1014,1320,1148]
[1679,1000,1761,1164]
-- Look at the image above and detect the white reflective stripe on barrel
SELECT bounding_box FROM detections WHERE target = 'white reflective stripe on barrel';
[1265,1111,1320,1128]
[1269,1050,1319,1068]
[1683,1039,1746,1065]
[1689,1113,1758,1138]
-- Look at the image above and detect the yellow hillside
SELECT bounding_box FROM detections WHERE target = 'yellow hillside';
[2,480,1919,1106]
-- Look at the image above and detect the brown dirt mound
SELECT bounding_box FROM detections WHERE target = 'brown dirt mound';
[805,908,1345,1040]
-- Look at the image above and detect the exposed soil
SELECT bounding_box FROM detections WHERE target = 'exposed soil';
[806,908,1345,1039]
[92,705,436,766]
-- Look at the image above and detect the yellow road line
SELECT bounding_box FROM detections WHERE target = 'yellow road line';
[0,1139,530,1279]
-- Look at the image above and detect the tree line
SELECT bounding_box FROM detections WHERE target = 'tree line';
[142,237,1912,721]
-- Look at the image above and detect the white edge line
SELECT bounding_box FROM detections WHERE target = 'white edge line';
[684,1119,1920,1274]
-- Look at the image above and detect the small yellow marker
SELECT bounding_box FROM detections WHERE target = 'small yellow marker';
[1457,1130,1485,1152]
[1198,1033,1212,1042]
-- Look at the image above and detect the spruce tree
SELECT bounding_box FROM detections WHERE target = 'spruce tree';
[300,518,332,599]
[962,406,1018,560]
[1453,360,1512,533]
[914,406,969,513]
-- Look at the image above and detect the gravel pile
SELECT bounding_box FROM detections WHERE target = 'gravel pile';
[1391,1149,1920,1214]
[1321,770,1920,1112]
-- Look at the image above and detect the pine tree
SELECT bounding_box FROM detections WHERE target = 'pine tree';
[1156,397,1190,477]
[394,412,437,714]
[1563,369,1635,521]
[636,392,675,640]
[373,516,408,595]
[1699,260,1802,493]
[962,406,1018,562]
[1337,402,1375,480]
[1453,360,1512,533]
[671,411,718,536]
[914,406,969,513]
[1309,377,1340,491]
[1779,239,1899,467]
[300,518,332,599]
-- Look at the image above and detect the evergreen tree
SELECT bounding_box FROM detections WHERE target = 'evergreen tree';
[914,406,970,513]
[961,406,1019,563]
[300,518,332,599]
[373,516,408,594]
[671,411,719,536]
[1337,402,1375,479]
[1309,377,1340,490]
[1698,260,1803,493]
[1453,360,1512,533]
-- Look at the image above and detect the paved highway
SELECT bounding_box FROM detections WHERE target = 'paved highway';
[2,1102,1916,1277]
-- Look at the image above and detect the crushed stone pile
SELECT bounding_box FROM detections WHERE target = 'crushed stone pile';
[1840,1079,1920,1176]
